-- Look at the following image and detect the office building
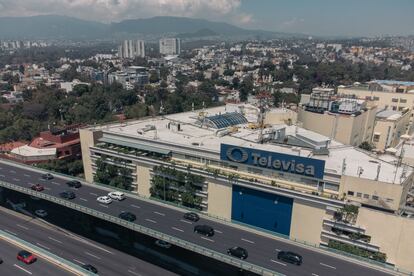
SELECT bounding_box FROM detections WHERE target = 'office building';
[159,38,181,55]
[118,40,145,59]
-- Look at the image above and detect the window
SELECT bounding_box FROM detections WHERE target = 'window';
[392,106,397,111]
[363,194,369,199]
[398,107,405,111]
[372,195,379,200]
[347,191,354,196]
[400,98,407,103]
[356,192,362,198]
[373,134,380,142]
[373,96,380,101]
[392,98,398,103]
[386,198,394,203]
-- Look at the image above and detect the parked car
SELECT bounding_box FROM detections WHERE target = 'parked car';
[81,264,98,274]
[194,225,214,237]
[59,191,76,200]
[155,240,172,249]
[31,184,44,192]
[118,211,136,222]
[17,250,37,264]
[183,212,199,222]
[41,173,53,180]
[277,251,303,265]
[227,246,248,259]
[35,209,48,218]
[108,191,125,201]
[66,180,82,188]
[97,196,112,204]
[0,257,3,264]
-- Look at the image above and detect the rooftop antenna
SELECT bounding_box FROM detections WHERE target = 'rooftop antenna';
[375,163,381,181]
[357,166,364,177]
[342,158,347,174]
[159,101,165,115]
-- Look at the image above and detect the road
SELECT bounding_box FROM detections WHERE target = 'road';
[0,207,177,276]
[0,160,393,276]
[0,234,74,276]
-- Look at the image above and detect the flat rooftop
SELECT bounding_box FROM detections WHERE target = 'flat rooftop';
[100,106,411,184]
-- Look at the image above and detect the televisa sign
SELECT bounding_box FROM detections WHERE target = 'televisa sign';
[220,144,325,179]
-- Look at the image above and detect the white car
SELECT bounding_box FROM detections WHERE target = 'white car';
[35,209,48,217]
[97,196,112,204]
[108,191,125,201]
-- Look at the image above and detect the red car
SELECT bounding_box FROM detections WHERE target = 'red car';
[17,250,37,264]
[31,184,44,192]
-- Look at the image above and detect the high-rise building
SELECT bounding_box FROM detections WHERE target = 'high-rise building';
[118,40,145,59]
[159,38,181,55]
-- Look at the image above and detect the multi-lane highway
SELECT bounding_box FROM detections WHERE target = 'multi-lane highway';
[0,160,393,276]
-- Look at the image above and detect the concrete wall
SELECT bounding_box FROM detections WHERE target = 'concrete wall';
[207,178,232,220]
[373,111,411,151]
[136,162,152,197]
[290,199,326,245]
[79,128,102,183]
[264,110,298,125]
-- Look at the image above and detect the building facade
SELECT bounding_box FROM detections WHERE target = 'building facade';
[159,38,181,55]
[118,40,145,59]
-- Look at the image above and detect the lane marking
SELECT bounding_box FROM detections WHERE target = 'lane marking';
[16,224,29,230]
[128,270,142,276]
[215,230,223,234]
[172,227,184,232]
[73,259,85,265]
[180,219,192,224]
[153,211,165,216]
[320,263,336,269]
[89,192,98,196]
[4,229,17,235]
[79,198,88,202]
[241,238,255,244]
[312,273,319,276]
[145,219,157,224]
[13,178,20,181]
[85,251,101,260]
[48,237,63,244]
[51,182,60,185]
[39,178,46,181]
[99,204,109,208]
[200,236,214,242]
[24,174,30,177]
[274,248,281,252]
[270,259,287,266]
[9,170,16,174]
[36,243,50,250]
[14,264,32,274]
[130,204,141,209]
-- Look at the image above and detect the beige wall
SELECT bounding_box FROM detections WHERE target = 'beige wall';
[207,178,232,220]
[136,162,152,197]
[79,128,102,183]
[290,199,326,245]
[264,110,298,125]
[373,111,411,151]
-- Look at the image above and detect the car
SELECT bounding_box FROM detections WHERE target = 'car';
[118,211,136,222]
[17,250,37,264]
[41,173,53,180]
[81,264,98,274]
[277,251,303,265]
[155,240,172,249]
[108,191,125,201]
[0,257,3,264]
[66,180,82,188]
[35,209,48,218]
[59,191,76,200]
[194,225,214,237]
[31,184,44,192]
[227,246,248,259]
[97,196,112,204]
[183,212,199,222]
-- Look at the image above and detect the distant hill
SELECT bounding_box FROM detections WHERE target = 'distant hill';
[177,28,219,39]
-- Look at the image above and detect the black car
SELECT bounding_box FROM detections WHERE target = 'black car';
[81,264,98,274]
[183,212,199,222]
[66,180,82,188]
[59,191,76,200]
[194,225,214,237]
[277,251,303,265]
[41,173,54,180]
[118,211,136,222]
[227,246,248,259]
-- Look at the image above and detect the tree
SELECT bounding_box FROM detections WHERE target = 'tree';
[359,141,374,151]
[239,76,253,102]
[149,72,159,83]
[124,103,148,119]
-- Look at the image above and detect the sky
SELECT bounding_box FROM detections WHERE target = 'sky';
[0,0,413,37]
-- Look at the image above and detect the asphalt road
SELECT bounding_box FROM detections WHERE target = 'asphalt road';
[0,160,393,276]
[0,234,74,276]
[0,207,177,276]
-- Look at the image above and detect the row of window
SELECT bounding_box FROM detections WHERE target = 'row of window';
[365,96,410,104]
[347,190,394,203]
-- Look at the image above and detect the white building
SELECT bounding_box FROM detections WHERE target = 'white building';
[118,40,145,59]
[159,38,181,55]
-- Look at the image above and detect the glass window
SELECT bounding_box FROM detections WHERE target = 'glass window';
[372,195,379,200]
[391,98,398,102]
[363,194,369,199]
[347,191,354,196]
[356,192,362,198]
[400,98,407,103]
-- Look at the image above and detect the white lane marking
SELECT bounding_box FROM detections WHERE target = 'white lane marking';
[274,248,281,252]
[36,243,50,250]
[9,170,16,174]
[270,259,287,266]
[44,187,51,190]
[145,219,157,224]
[128,270,142,276]
[79,198,88,202]
[16,224,29,230]
[73,259,85,265]
[180,219,192,224]
[0,174,4,177]
[14,264,32,274]
[241,238,255,244]
[24,174,30,177]
[312,273,319,276]
[13,178,20,181]
[172,227,184,232]
[51,182,60,185]
[89,192,98,196]
[320,263,336,269]
[85,251,101,260]
[4,229,17,236]
[130,204,141,209]
[48,237,63,244]
[200,236,214,242]
[215,230,223,234]
[153,211,165,216]
[39,178,46,181]
[99,204,109,208]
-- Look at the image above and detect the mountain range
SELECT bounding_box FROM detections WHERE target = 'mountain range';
[0,15,300,40]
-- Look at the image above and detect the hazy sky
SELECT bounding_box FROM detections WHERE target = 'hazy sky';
[0,0,413,36]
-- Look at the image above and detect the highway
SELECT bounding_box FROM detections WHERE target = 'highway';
[0,207,178,276]
[0,233,74,276]
[0,160,393,276]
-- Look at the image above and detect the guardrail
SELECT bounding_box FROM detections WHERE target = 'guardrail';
[0,229,94,275]
[0,179,283,276]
